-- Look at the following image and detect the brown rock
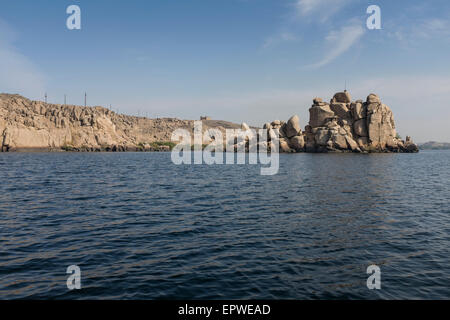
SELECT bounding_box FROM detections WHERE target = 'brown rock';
[309,105,335,128]
[350,101,366,120]
[332,91,352,103]
[353,119,368,137]
[345,135,360,151]
[367,103,396,149]
[313,97,323,104]
[367,93,381,104]
[357,137,369,148]
[280,138,293,153]
[330,103,351,120]
[315,128,330,146]
[289,135,305,151]
[333,133,348,149]
[285,115,302,138]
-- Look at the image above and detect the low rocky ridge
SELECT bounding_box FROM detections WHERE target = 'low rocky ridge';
[418,141,450,150]
[245,91,418,153]
[0,93,241,152]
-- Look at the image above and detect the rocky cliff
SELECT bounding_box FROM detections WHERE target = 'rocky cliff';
[0,94,240,152]
[259,91,418,153]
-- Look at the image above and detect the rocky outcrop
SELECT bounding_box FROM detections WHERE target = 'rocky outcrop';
[265,91,418,153]
[0,94,241,152]
[1,92,418,153]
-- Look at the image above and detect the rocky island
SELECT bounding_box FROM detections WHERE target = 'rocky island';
[259,91,419,153]
[1,91,418,153]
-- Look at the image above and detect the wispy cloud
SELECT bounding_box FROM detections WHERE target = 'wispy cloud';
[0,19,46,98]
[307,21,364,68]
[295,0,352,22]
[413,18,450,39]
[263,32,299,48]
[387,15,450,45]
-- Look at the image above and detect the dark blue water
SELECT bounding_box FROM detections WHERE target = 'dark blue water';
[0,151,449,299]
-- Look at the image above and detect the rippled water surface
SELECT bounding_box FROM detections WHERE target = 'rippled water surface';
[0,151,449,299]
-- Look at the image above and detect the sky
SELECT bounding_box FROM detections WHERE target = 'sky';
[1,0,450,142]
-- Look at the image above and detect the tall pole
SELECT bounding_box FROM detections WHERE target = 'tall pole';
[45,93,47,103]
[84,92,87,107]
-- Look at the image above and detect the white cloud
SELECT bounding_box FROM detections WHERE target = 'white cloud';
[414,18,450,39]
[387,17,450,44]
[263,32,299,48]
[0,19,46,98]
[295,0,351,22]
[307,22,365,68]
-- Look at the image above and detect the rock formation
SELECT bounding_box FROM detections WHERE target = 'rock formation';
[261,91,418,153]
[0,92,418,153]
[0,94,241,152]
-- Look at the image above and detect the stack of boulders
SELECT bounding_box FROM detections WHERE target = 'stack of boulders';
[262,116,305,153]
[260,91,418,153]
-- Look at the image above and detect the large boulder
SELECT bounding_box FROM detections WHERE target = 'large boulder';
[313,97,323,104]
[403,136,419,153]
[271,120,281,127]
[350,100,366,120]
[285,115,302,138]
[367,93,381,104]
[309,105,335,128]
[330,102,351,120]
[332,133,348,150]
[366,103,396,149]
[289,135,305,151]
[332,91,352,103]
[345,135,360,151]
[353,119,368,137]
[279,138,293,152]
[315,128,330,146]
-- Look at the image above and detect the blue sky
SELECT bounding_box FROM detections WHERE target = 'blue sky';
[1,0,450,142]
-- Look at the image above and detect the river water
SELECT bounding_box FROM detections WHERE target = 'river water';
[0,151,449,299]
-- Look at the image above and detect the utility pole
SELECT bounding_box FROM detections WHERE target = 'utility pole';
[84,92,87,107]
[45,93,47,103]
[64,94,67,105]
